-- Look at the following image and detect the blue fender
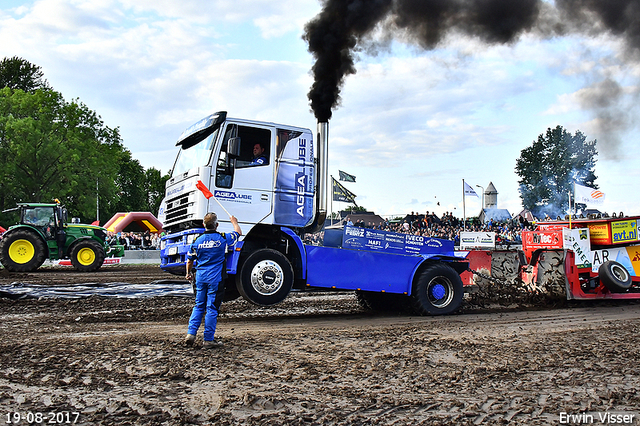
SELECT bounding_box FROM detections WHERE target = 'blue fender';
[280,227,307,280]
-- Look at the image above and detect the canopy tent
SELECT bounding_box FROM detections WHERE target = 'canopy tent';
[104,212,164,233]
[478,208,512,223]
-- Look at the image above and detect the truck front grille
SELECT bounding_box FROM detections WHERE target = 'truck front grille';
[164,192,193,227]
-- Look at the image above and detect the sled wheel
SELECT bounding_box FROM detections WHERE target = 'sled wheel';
[237,249,293,306]
[411,263,464,315]
[70,240,105,272]
[0,229,47,272]
[599,260,631,293]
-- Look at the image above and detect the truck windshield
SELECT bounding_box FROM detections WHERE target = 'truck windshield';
[171,128,220,177]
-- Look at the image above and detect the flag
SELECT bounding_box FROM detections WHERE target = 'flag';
[464,181,479,198]
[574,183,605,206]
[196,180,214,199]
[332,177,357,203]
[339,170,356,182]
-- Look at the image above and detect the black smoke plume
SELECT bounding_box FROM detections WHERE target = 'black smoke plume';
[304,0,640,147]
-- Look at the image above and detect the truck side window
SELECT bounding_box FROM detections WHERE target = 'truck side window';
[215,125,236,188]
[236,126,271,168]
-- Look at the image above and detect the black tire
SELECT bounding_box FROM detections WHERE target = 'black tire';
[599,260,632,293]
[356,290,410,313]
[70,240,105,272]
[0,228,47,272]
[236,249,293,306]
[411,263,464,315]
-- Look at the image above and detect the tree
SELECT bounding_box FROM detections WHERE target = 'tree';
[0,87,122,224]
[144,167,170,215]
[515,125,598,218]
[343,205,367,213]
[0,56,49,92]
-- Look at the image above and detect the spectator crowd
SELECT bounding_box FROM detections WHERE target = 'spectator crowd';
[305,211,535,247]
[106,230,162,250]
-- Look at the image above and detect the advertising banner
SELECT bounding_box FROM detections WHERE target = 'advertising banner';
[610,219,639,244]
[562,228,592,268]
[591,245,640,276]
[342,226,455,257]
[459,232,496,249]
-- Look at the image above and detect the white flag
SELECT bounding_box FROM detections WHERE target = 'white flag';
[574,183,605,206]
[464,181,479,198]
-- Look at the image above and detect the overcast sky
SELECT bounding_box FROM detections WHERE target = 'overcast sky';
[1,0,639,219]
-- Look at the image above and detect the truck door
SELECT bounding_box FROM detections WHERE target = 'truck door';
[212,124,274,225]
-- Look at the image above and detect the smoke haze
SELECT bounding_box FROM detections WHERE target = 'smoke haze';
[304,0,640,155]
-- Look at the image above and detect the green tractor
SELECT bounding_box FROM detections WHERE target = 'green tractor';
[0,202,123,272]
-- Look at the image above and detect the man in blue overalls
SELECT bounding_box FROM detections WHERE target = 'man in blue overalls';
[184,212,241,349]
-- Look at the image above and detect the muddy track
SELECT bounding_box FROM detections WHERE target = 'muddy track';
[1,265,639,425]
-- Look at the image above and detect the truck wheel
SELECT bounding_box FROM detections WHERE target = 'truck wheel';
[70,240,105,272]
[0,229,46,272]
[411,263,464,315]
[599,260,631,293]
[237,249,293,306]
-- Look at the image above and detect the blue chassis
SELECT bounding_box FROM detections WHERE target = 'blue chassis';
[160,226,466,296]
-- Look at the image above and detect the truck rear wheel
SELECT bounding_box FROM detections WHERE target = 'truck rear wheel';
[0,229,47,272]
[599,260,631,293]
[411,263,464,315]
[70,240,105,272]
[237,249,293,306]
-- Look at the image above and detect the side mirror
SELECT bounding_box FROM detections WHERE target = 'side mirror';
[227,137,241,158]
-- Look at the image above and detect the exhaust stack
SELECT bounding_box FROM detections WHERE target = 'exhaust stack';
[302,121,328,233]
[317,121,328,223]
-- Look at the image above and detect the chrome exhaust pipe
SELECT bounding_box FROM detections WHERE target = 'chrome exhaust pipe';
[303,121,328,233]
[317,121,328,225]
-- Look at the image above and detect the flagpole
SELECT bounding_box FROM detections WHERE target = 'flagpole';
[330,175,334,226]
[462,179,466,231]
[568,187,573,229]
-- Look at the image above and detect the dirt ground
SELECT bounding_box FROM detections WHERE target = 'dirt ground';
[1,265,639,425]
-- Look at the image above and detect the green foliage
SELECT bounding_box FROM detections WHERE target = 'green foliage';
[343,205,367,213]
[0,56,49,92]
[0,57,170,228]
[144,167,170,215]
[0,87,122,223]
[515,125,597,218]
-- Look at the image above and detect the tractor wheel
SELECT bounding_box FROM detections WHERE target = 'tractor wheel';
[411,263,464,315]
[599,260,632,293]
[236,249,293,306]
[0,229,47,272]
[70,240,106,272]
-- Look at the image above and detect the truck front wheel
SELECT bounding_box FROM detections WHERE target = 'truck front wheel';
[237,249,293,306]
[0,229,47,272]
[411,263,464,315]
[70,240,105,272]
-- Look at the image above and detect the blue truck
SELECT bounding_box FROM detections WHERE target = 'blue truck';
[159,113,469,314]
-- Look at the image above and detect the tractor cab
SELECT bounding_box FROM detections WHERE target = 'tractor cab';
[19,204,67,240]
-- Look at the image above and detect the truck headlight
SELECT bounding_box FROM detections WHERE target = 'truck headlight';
[187,234,200,244]
[161,240,166,250]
